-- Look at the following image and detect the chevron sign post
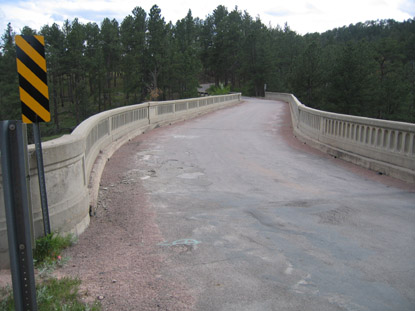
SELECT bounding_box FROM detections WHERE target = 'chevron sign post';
[15,35,51,236]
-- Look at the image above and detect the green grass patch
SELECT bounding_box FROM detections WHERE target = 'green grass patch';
[0,233,100,311]
[33,233,75,267]
[0,277,100,311]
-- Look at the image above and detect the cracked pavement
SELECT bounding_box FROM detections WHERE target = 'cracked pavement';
[130,98,415,310]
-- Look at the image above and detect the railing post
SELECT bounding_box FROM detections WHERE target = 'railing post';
[320,116,325,139]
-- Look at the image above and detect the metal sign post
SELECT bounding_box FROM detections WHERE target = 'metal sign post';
[33,123,50,235]
[0,120,38,311]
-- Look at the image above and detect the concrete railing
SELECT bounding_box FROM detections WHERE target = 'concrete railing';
[266,92,415,183]
[0,93,241,267]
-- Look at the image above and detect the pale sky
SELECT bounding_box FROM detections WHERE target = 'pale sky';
[0,0,414,36]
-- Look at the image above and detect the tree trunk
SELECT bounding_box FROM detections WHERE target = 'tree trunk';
[52,74,60,132]
[98,81,103,112]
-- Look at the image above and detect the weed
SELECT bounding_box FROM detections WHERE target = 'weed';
[0,233,99,310]
[33,233,76,267]
[36,255,69,278]
[0,285,13,310]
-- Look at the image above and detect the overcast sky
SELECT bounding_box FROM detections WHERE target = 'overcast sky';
[0,0,414,36]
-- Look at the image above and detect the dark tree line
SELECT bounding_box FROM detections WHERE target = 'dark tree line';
[1,4,414,136]
[287,20,415,122]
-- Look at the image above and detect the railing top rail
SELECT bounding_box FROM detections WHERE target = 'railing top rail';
[298,104,415,131]
[72,102,149,137]
[148,93,240,107]
[267,92,415,132]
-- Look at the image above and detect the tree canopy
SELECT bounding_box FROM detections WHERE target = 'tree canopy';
[1,5,413,137]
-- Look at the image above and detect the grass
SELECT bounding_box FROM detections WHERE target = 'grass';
[0,233,101,311]
[33,233,75,267]
[0,278,100,311]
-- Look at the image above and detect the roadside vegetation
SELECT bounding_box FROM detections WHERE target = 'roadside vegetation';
[0,5,413,139]
[0,233,100,311]
[207,83,231,95]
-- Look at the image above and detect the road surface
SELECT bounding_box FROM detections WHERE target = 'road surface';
[127,97,415,310]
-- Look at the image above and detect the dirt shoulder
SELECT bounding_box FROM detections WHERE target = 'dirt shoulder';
[56,132,194,310]
[0,130,194,310]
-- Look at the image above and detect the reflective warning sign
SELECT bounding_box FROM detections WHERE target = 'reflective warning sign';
[15,35,50,123]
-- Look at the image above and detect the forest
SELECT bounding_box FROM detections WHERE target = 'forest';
[0,4,414,137]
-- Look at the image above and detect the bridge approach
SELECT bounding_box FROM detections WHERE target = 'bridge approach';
[66,97,414,310]
[0,94,414,310]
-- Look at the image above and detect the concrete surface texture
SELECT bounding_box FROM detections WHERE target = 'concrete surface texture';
[265,92,415,183]
[0,94,240,268]
[133,98,415,310]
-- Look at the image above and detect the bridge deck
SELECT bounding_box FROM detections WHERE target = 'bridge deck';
[60,98,415,310]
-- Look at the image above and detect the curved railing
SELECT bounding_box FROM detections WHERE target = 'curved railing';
[266,92,415,183]
[0,93,241,267]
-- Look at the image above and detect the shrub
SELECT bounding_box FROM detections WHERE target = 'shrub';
[207,83,231,95]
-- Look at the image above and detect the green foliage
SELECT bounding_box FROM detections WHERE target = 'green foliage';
[0,233,96,310]
[33,233,75,267]
[296,19,415,122]
[0,278,100,311]
[0,23,19,121]
[37,278,101,311]
[0,233,98,311]
[0,7,413,126]
[207,83,231,95]
[120,7,147,104]
[325,41,376,116]
[0,285,13,310]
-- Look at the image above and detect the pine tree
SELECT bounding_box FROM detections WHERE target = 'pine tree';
[0,23,19,121]
[41,23,65,131]
[147,5,168,99]
[120,7,147,104]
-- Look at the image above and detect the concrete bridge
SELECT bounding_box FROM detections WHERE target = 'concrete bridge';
[0,93,414,309]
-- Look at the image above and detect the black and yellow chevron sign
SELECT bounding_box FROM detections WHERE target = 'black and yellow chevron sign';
[15,35,50,123]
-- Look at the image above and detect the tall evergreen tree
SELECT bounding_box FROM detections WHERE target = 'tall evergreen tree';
[101,18,121,108]
[290,36,324,107]
[327,41,376,116]
[210,5,229,86]
[147,5,168,99]
[0,23,19,121]
[84,22,105,112]
[120,7,147,104]
[41,23,65,131]
[239,13,272,96]
[173,10,202,98]
[64,18,87,123]
[372,38,407,119]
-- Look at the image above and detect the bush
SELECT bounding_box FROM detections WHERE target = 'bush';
[207,83,231,95]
